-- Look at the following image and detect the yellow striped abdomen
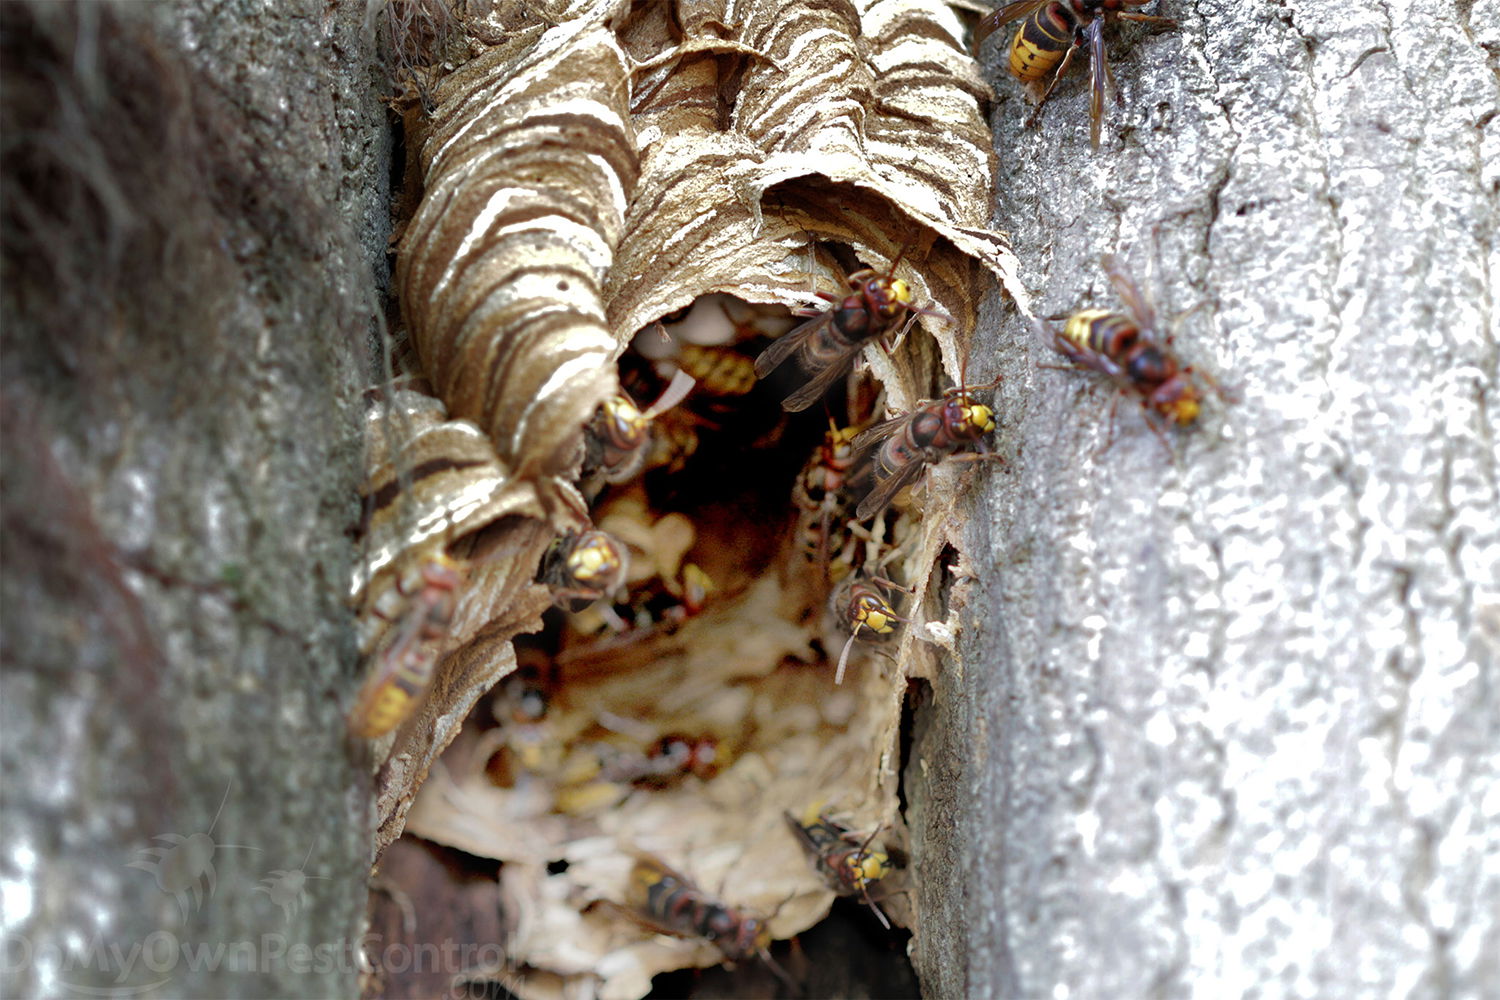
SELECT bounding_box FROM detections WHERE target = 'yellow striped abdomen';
[1062,309,1134,354]
[677,343,757,397]
[348,636,442,739]
[349,683,414,740]
[1009,4,1074,83]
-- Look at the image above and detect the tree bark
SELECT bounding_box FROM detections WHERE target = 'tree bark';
[910,1,1499,998]
[1,2,387,996]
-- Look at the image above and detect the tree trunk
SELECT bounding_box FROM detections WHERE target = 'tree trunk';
[1,2,387,996]
[909,1,1499,998]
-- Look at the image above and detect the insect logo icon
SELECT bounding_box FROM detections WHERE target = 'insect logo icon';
[125,782,259,920]
[255,840,329,923]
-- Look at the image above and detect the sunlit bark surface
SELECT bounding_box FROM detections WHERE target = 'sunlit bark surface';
[910,1,1500,997]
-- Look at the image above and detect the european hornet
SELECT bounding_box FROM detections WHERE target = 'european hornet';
[625,856,774,965]
[754,259,947,412]
[537,529,628,611]
[675,342,759,398]
[829,574,907,685]
[669,563,714,622]
[631,733,722,786]
[849,375,1001,522]
[784,809,897,928]
[642,410,704,477]
[791,422,860,572]
[1046,254,1229,450]
[668,299,787,399]
[581,369,696,485]
[348,553,464,739]
[975,1,1177,148]
[610,562,716,637]
[553,731,723,814]
[495,659,553,727]
[596,733,723,786]
[484,652,562,782]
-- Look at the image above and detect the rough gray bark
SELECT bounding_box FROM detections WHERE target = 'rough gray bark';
[909,1,1499,998]
[1,2,387,996]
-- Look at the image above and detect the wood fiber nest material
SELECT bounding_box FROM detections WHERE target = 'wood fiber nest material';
[356,1,1026,995]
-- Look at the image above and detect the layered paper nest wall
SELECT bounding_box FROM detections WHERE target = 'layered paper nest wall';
[354,1,1028,996]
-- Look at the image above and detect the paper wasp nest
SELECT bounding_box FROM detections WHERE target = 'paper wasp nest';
[358,0,1027,996]
[397,15,635,481]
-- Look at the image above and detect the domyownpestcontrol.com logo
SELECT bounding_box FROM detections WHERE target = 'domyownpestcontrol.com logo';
[1,784,523,998]
[5,927,524,996]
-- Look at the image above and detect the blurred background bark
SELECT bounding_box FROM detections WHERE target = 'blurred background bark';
[1,2,384,996]
[3,1,1496,999]
[910,0,1499,997]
